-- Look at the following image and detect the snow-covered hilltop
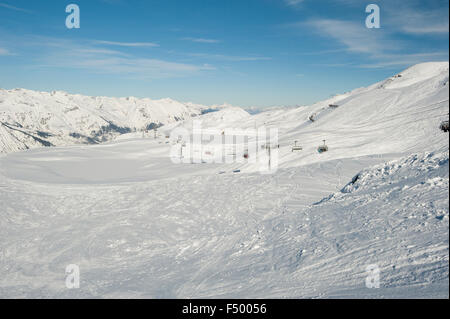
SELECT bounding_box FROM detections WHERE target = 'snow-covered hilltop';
[0,89,215,154]
[248,61,449,167]
[167,61,449,170]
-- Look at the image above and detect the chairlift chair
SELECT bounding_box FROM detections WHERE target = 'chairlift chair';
[291,140,303,152]
[318,140,329,153]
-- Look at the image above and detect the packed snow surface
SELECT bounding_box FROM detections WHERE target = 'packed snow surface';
[0,62,448,298]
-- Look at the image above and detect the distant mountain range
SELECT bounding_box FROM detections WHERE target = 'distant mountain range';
[0,89,216,153]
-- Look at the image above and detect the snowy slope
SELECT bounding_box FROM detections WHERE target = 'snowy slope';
[160,62,449,173]
[0,62,448,298]
[0,142,447,298]
[236,62,449,170]
[0,88,209,154]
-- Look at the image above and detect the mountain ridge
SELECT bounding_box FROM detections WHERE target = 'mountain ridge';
[1,62,448,156]
[0,88,216,153]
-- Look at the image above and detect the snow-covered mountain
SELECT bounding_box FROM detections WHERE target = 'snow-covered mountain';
[0,89,215,154]
[0,62,448,298]
[166,62,449,170]
[259,62,449,160]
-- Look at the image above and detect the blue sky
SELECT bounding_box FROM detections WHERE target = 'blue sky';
[0,0,448,107]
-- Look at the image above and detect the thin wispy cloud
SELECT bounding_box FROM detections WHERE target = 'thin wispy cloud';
[294,17,448,69]
[289,48,348,56]
[338,0,448,35]
[69,57,204,77]
[402,24,449,34]
[188,53,271,62]
[388,8,449,35]
[183,37,221,44]
[310,62,356,68]
[0,2,31,13]
[26,37,212,79]
[94,40,159,47]
[286,0,449,35]
[302,19,391,54]
[75,48,128,56]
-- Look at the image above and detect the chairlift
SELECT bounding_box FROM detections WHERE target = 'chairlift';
[318,140,329,153]
[291,140,303,152]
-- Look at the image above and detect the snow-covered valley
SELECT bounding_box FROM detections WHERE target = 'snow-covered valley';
[0,62,448,298]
